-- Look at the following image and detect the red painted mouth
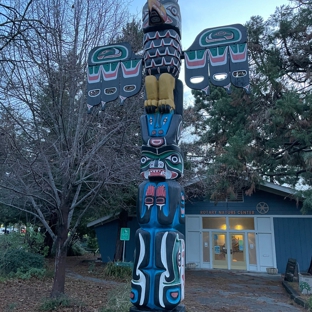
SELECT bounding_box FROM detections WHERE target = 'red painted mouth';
[149,169,166,177]
[150,138,164,147]
[141,170,179,179]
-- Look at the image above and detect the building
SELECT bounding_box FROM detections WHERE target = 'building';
[88,182,312,273]
[185,182,312,273]
[87,214,139,263]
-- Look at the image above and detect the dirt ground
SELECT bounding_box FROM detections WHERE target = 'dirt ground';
[0,254,307,312]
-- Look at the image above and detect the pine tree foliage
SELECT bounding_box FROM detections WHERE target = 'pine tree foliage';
[115,18,144,53]
[184,0,312,208]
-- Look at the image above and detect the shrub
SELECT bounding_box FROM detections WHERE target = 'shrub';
[307,296,312,311]
[39,295,83,311]
[87,237,99,250]
[103,262,132,280]
[0,228,49,257]
[67,241,86,256]
[0,248,44,276]
[0,232,24,250]
[10,267,46,280]
[24,228,49,257]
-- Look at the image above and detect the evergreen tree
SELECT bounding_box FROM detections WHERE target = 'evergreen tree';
[185,0,312,208]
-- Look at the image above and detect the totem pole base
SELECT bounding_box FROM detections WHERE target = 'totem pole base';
[129,304,185,312]
[130,305,185,312]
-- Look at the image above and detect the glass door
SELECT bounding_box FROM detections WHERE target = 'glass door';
[212,232,227,269]
[230,233,246,270]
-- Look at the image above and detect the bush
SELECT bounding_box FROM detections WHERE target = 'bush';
[10,267,46,280]
[24,227,49,257]
[0,228,48,256]
[307,296,312,311]
[103,262,132,281]
[67,241,86,256]
[0,231,24,250]
[0,248,44,276]
[39,295,83,311]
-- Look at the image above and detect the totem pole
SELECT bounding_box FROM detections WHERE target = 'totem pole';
[87,1,249,311]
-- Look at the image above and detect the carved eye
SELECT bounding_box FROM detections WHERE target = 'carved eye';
[143,12,148,21]
[141,156,149,164]
[167,154,180,164]
[169,6,178,16]
[176,251,181,266]
[142,8,149,21]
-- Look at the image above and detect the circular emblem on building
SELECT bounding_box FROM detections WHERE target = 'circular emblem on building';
[256,202,269,214]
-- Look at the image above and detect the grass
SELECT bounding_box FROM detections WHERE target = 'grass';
[4,303,18,312]
[100,283,132,312]
[39,295,84,311]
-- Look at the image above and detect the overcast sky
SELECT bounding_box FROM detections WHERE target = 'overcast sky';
[130,0,290,47]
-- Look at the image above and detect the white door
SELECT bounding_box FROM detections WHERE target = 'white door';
[258,233,274,271]
[186,231,201,267]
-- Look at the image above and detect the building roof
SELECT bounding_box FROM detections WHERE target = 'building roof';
[87,181,300,228]
[87,214,116,228]
[87,213,136,228]
[258,181,297,198]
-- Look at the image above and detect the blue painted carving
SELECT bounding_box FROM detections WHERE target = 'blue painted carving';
[86,0,250,311]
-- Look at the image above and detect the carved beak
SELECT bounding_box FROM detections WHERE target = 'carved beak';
[148,0,167,25]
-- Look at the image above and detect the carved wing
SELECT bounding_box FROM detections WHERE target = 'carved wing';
[87,42,143,112]
[184,24,250,95]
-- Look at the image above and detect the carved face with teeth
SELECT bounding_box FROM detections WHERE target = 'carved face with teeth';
[140,146,183,180]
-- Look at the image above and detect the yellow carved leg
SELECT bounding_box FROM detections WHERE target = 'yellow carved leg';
[158,73,175,112]
[144,75,158,113]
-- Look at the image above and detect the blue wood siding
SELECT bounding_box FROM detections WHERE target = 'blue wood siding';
[95,218,140,262]
[186,190,304,216]
[274,217,312,273]
[95,219,185,263]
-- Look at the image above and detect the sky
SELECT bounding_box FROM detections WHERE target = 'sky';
[129,0,291,103]
[130,0,290,48]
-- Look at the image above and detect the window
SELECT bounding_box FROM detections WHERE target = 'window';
[202,217,226,230]
[229,217,254,230]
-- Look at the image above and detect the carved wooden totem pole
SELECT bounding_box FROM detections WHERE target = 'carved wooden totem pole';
[87,1,249,311]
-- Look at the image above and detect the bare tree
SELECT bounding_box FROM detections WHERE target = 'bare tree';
[0,0,33,52]
[0,0,143,297]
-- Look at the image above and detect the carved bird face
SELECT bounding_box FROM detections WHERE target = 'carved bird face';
[142,0,181,36]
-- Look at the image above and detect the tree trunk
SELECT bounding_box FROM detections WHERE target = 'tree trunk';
[114,209,128,261]
[50,217,69,298]
[44,211,57,258]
